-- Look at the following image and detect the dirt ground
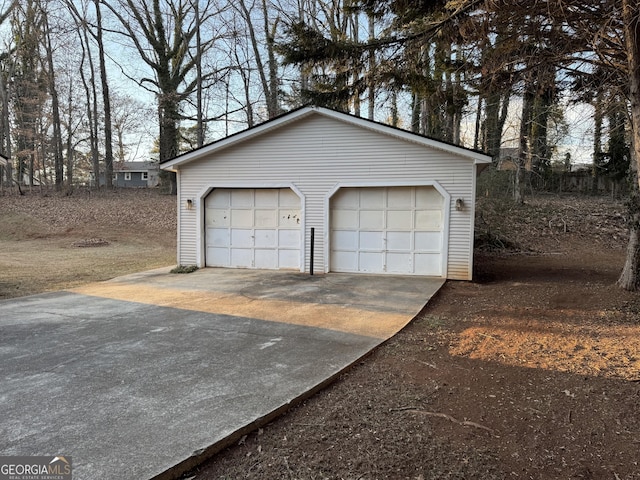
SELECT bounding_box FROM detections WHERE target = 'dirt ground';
[190,195,640,480]
[2,190,639,479]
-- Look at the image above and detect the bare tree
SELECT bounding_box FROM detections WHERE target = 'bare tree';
[94,0,113,187]
[66,0,101,188]
[111,92,154,164]
[617,0,640,290]
[103,0,223,194]
[11,0,47,187]
[235,0,282,119]
[0,1,17,187]
[40,7,64,190]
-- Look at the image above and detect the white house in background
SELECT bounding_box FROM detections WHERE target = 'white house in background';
[161,106,491,280]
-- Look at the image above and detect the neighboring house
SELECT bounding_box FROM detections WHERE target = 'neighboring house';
[98,161,160,187]
[161,106,491,280]
[0,154,7,188]
[114,161,160,187]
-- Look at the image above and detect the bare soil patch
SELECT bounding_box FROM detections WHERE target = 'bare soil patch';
[189,195,640,480]
[0,189,176,298]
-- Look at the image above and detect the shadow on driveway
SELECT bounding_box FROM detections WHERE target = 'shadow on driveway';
[0,268,443,480]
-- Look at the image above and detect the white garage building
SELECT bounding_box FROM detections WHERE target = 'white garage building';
[160,106,491,280]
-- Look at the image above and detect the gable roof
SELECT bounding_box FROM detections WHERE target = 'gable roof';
[161,106,492,172]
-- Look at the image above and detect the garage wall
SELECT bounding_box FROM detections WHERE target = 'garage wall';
[176,113,478,280]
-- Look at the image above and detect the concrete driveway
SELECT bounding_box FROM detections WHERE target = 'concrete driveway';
[0,268,443,480]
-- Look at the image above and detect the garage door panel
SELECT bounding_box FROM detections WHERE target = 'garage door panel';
[278,250,299,269]
[230,248,253,267]
[332,210,357,229]
[279,189,300,207]
[387,231,411,250]
[255,210,277,227]
[330,251,357,272]
[415,210,442,230]
[278,229,300,248]
[360,210,384,229]
[207,209,229,227]
[254,229,276,248]
[360,188,385,208]
[255,189,278,207]
[231,209,253,228]
[207,189,230,207]
[359,231,383,250]
[415,231,442,251]
[255,250,278,269]
[332,188,359,208]
[231,189,252,207]
[359,252,383,272]
[414,253,441,275]
[208,247,229,265]
[332,230,357,249]
[330,186,444,276]
[206,188,301,270]
[416,187,443,207]
[230,229,254,248]
[279,209,300,227]
[387,187,412,207]
[209,228,230,247]
[387,253,411,273]
[387,210,412,230]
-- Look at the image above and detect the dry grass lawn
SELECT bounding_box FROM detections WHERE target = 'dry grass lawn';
[0,189,176,298]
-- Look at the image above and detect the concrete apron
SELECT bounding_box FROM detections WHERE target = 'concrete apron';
[0,267,444,480]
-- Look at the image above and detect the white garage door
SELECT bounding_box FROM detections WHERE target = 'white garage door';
[205,188,301,270]
[330,186,444,275]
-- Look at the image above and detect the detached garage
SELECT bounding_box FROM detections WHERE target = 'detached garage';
[161,106,491,280]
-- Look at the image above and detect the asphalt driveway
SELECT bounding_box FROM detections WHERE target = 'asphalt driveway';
[0,268,443,480]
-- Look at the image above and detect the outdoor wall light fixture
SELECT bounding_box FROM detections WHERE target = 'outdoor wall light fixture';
[455,198,465,211]
[186,199,194,210]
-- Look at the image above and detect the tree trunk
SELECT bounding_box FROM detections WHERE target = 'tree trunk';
[516,75,534,204]
[239,0,279,119]
[43,14,64,190]
[474,95,482,151]
[79,18,100,189]
[592,89,603,195]
[368,11,375,120]
[158,92,179,194]
[263,0,280,118]
[411,90,420,133]
[619,177,640,290]
[618,0,640,290]
[65,82,73,188]
[95,0,113,188]
[194,0,203,147]
[483,91,508,158]
[0,64,11,186]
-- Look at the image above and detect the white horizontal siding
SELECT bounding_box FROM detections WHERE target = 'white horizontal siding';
[177,114,477,279]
